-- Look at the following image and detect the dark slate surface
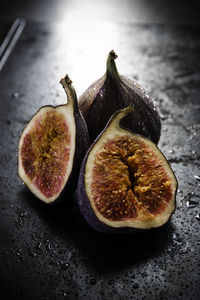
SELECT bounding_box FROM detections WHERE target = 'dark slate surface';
[0,21,200,300]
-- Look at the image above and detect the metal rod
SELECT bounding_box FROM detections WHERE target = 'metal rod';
[0,18,26,71]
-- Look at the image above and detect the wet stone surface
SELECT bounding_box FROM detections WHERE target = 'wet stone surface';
[0,21,200,300]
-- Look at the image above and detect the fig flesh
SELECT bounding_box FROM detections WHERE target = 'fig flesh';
[79,50,161,144]
[18,75,90,204]
[77,106,177,232]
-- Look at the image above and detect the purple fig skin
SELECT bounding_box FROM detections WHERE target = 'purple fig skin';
[79,50,161,144]
[59,76,91,194]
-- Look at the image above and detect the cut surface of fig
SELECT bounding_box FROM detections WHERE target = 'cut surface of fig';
[79,50,161,144]
[18,75,90,204]
[78,107,177,231]
[19,106,74,202]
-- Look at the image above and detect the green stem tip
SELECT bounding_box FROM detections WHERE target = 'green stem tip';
[106,50,120,80]
[60,74,78,106]
[109,50,118,60]
[60,74,72,87]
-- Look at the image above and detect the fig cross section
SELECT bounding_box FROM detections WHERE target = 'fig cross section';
[78,106,177,232]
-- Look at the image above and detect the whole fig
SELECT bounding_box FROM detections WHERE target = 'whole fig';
[79,50,161,144]
[77,106,177,233]
[18,75,90,204]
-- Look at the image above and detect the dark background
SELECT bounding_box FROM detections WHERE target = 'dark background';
[0,1,200,299]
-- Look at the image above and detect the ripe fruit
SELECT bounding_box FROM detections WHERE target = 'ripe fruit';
[18,75,90,204]
[79,50,161,144]
[77,106,177,232]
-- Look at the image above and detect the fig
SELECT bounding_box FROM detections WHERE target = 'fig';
[18,75,90,204]
[79,50,161,144]
[77,106,177,233]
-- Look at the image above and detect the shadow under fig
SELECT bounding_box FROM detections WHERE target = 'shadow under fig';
[19,186,175,274]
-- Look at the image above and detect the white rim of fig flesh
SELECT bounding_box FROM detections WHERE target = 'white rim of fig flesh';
[84,107,177,229]
[18,103,75,204]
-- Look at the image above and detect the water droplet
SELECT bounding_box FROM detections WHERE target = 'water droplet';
[195,214,200,221]
[178,189,183,196]
[180,242,189,254]
[194,175,200,181]
[186,199,198,209]
[168,149,174,154]
[185,191,200,209]
[38,242,42,249]
[12,92,20,98]
[61,262,69,270]
[133,283,139,289]
[173,234,182,244]
[31,233,37,240]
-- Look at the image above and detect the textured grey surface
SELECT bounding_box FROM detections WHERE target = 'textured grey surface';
[0,21,200,300]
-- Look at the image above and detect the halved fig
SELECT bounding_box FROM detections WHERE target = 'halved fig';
[18,75,90,204]
[77,106,177,232]
[79,50,161,144]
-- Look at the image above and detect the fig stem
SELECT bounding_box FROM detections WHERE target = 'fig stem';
[106,50,121,81]
[60,74,78,107]
[109,106,133,128]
